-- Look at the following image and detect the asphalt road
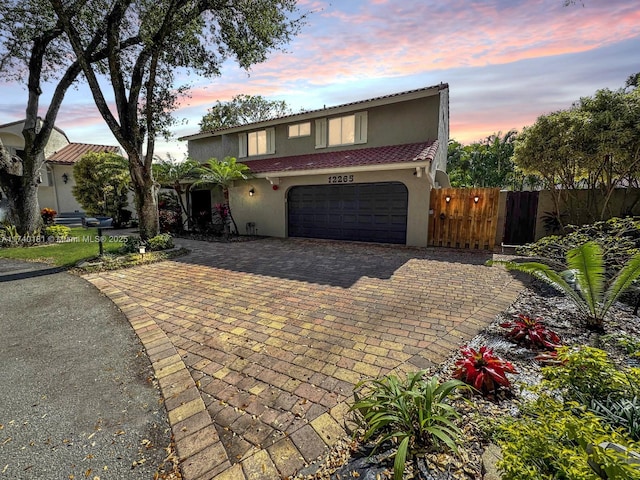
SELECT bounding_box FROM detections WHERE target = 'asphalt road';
[0,259,172,479]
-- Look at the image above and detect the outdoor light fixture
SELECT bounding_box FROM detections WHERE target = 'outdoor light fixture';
[249,188,255,196]
[62,173,69,184]
[445,195,451,203]
[139,245,146,256]
[474,195,480,204]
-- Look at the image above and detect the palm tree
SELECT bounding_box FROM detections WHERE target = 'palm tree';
[489,241,640,331]
[153,157,200,229]
[193,157,251,235]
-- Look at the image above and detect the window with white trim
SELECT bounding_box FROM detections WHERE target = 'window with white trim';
[288,122,311,138]
[239,127,275,157]
[316,111,368,149]
[329,115,355,146]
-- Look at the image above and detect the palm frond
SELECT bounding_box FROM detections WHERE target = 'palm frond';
[489,259,587,315]
[603,252,640,315]
[566,242,605,317]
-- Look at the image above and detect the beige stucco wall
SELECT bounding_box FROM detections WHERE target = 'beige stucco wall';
[0,121,69,155]
[44,128,70,158]
[44,164,83,212]
[188,95,441,163]
[228,168,432,247]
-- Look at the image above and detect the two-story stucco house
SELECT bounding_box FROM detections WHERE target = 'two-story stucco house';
[0,119,120,215]
[181,84,450,247]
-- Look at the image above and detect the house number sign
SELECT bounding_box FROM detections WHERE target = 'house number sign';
[328,174,354,184]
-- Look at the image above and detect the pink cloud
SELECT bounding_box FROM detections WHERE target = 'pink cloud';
[232,0,639,87]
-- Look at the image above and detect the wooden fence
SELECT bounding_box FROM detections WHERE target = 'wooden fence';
[428,188,500,250]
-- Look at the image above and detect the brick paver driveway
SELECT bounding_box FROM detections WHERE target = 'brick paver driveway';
[86,238,524,479]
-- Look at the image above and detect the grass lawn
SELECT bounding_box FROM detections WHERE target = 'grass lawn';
[0,227,127,267]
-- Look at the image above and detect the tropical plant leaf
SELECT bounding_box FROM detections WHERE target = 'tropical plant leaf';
[393,436,410,480]
[603,252,640,315]
[488,259,587,314]
[566,241,605,318]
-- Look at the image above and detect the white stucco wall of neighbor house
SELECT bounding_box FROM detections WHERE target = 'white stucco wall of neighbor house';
[229,168,432,247]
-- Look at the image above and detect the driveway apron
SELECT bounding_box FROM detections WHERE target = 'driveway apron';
[0,259,171,479]
[85,238,525,480]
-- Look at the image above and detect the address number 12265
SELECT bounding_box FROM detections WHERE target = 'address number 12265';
[328,175,354,184]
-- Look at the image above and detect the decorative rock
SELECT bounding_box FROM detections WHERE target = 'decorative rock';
[481,443,502,480]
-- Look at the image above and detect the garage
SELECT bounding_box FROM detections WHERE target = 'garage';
[287,182,408,244]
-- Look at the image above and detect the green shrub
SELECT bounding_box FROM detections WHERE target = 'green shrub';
[604,333,640,358]
[147,233,174,251]
[350,371,467,480]
[118,234,173,254]
[495,395,640,480]
[118,236,144,254]
[44,225,71,240]
[590,394,640,442]
[542,346,630,404]
[517,217,640,277]
[0,224,20,246]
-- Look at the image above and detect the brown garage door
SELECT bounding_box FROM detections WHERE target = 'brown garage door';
[287,182,408,244]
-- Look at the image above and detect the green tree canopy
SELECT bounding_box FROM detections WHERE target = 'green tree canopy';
[447,131,519,188]
[45,0,304,239]
[200,94,292,132]
[0,0,142,234]
[514,82,640,224]
[72,152,130,226]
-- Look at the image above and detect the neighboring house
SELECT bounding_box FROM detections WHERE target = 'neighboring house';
[0,119,120,215]
[181,84,451,247]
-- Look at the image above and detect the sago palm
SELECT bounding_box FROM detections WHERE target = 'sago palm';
[489,241,640,330]
[193,157,251,235]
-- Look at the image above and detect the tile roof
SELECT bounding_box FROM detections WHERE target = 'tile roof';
[180,83,449,141]
[243,141,438,174]
[47,143,120,164]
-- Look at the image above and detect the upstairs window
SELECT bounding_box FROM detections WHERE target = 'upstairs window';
[248,130,267,156]
[329,115,355,146]
[315,112,367,149]
[288,122,311,138]
[239,127,275,157]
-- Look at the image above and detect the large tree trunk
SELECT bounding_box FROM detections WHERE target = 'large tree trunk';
[0,137,43,234]
[129,151,159,240]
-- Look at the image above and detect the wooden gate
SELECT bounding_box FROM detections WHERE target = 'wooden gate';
[428,188,500,250]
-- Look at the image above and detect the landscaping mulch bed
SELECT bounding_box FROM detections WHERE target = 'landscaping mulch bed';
[294,280,640,480]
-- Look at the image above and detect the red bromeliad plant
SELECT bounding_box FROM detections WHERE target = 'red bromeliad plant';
[453,346,517,395]
[500,314,561,350]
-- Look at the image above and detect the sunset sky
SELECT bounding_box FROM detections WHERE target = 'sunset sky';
[1,0,639,159]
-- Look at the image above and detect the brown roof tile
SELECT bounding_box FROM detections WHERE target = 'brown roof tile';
[243,141,438,174]
[47,143,120,164]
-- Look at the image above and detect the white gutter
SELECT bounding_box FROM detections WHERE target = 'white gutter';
[252,161,432,179]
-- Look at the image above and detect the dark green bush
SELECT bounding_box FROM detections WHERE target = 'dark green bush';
[118,236,144,254]
[517,217,640,276]
[147,233,174,251]
[118,234,173,254]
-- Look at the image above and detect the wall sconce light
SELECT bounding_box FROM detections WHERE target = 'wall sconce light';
[249,187,255,197]
[473,195,480,204]
[62,173,69,184]
[445,195,451,203]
